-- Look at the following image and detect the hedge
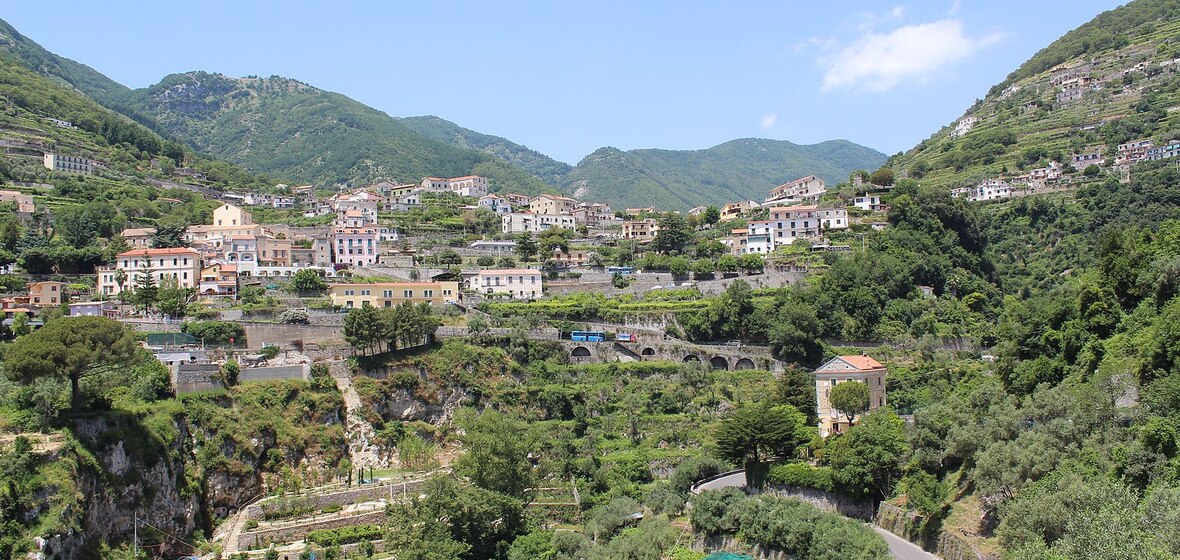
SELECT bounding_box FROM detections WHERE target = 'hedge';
[307,524,383,546]
[766,463,835,492]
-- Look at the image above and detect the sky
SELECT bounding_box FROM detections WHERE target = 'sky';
[4,1,1128,165]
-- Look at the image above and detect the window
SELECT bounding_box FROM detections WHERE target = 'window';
[403,290,412,298]
[383,290,393,298]
[361,290,370,296]
[424,290,433,298]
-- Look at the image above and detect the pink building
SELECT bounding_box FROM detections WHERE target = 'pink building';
[333,227,379,267]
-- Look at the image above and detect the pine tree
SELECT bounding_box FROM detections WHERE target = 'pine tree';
[132,253,158,311]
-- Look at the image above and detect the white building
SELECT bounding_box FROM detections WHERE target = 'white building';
[817,207,849,230]
[422,175,488,197]
[502,212,576,234]
[952,179,1012,202]
[765,176,825,205]
[951,116,979,138]
[469,269,543,299]
[767,205,822,242]
[478,194,512,214]
[97,247,202,297]
[853,195,884,212]
[44,153,93,175]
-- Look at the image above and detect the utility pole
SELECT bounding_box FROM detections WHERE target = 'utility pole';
[133,509,138,559]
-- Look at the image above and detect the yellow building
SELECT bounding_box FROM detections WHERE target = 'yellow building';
[213,203,254,228]
[328,281,461,309]
[814,355,888,437]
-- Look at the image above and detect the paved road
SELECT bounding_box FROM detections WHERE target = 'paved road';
[691,471,940,560]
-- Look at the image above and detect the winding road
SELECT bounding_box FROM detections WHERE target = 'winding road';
[691,472,939,560]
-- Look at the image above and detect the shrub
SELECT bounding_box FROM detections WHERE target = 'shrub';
[767,463,836,492]
[321,502,342,514]
[307,524,382,546]
[280,309,311,324]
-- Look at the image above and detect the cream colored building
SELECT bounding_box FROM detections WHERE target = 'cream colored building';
[0,190,35,213]
[468,269,543,299]
[529,194,579,216]
[622,218,660,240]
[97,247,202,297]
[814,355,888,437]
[120,227,155,249]
[27,281,66,306]
[328,281,461,308]
[213,203,254,228]
[766,175,825,205]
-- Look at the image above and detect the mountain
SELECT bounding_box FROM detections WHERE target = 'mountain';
[398,115,573,185]
[892,0,1180,189]
[121,72,553,194]
[561,139,887,210]
[0,18,165,133]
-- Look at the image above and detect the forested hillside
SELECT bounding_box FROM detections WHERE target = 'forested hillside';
[892,0,1180,191]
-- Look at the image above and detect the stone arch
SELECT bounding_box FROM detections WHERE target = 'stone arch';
[571,346,592,358]
[709,356,729,370]
[683,354,700,363]
[735,357,756,370]
[641,347,656,356]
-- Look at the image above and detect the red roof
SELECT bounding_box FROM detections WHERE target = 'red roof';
[477,269,541,276]
[816,355,884,374]
[117,247,199,257]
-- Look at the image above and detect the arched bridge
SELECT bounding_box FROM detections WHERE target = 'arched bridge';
[560,338,780,372]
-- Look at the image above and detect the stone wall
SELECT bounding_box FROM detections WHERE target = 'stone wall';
[240,364,308,382]
[245,479,425,521]
[691,535,791,560]
[237,509,385,550]
[875,503,999,560]
[757,484,874,520]
[172,364,222,393]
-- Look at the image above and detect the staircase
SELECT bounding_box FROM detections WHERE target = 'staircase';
[334,376,387,468]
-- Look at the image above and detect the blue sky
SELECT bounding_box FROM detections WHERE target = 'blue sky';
[5,1,1126,164]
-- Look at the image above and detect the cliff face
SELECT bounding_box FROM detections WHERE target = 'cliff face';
[35,417,201,559]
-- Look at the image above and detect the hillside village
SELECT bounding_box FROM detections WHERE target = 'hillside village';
[3,3,1180,560]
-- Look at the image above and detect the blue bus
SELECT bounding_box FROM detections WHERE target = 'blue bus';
[571,330,606,342]
[607,266,635,275]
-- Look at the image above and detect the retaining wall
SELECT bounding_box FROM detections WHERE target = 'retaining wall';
[245,479,425,521]
[237,509,385,550]
[757,484,874,520]
[875,502,999,560]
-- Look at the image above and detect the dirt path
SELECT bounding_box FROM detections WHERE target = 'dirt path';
[335,376,387,468]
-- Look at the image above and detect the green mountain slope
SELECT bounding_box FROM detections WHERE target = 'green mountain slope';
[0,17,166,132]
[893,0,1180,190]
[562,139,887,210]
[123,72,554,194]
[398,115,573,185]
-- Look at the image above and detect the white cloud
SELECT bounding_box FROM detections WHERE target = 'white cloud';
[948,0,962,16]
[819,18,1001,92]
[760,113,778,129]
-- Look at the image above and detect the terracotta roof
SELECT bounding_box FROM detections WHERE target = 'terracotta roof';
[117,247,200,257]
[330,282,451,289]
[121,227,155,236]
[816,355,884,373]
[768,205,818,213]
[476,269,541,276]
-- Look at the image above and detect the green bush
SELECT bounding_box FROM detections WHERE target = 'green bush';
[307,524,383,546]
[321,502,342,514]
[767,463,835,492]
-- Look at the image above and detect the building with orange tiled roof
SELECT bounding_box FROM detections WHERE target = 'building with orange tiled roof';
[97,247,202,297]
[814,354,888,437]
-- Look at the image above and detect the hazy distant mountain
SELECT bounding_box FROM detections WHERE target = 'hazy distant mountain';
[561,139,887,210]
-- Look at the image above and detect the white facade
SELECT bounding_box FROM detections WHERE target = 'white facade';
[853,195,883,212]
[422,175,488,197]
[817,207,848,230]
[469,269,543,299]
[766,176,825,205]
[44,153,93,174]
[479,195,512,214]
[952,179,1012,202]
[502,212,576,234]
[767,205,822,242]
[98,248,202,296]
[951,116,979,138]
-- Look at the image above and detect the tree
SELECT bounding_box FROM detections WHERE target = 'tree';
[825,409,909,500]
[691,258,715,279]
[652,213,692,254]
[151,217,188,248]
[453,408,537,499]
[289,268,327,293]
[717,254,739,274]
[181,320,245,345]
[769,304,824,366]
[438,249,463,265]
[774,365,818,425]
[344,304,383,355]
[497,256,517,268]
[738,253,764,274]
[156,276,191,318]
[476,256,495,267]
[829,381,871,426]
[667,256,690,277]
[514,233,538,262]
[131,254,158,311]
[5,317,138,413]
[715,402,810,488]
[703,206,721,225]
[467,315,489,338]
[221,359,241,387]
[383,302,440,351]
